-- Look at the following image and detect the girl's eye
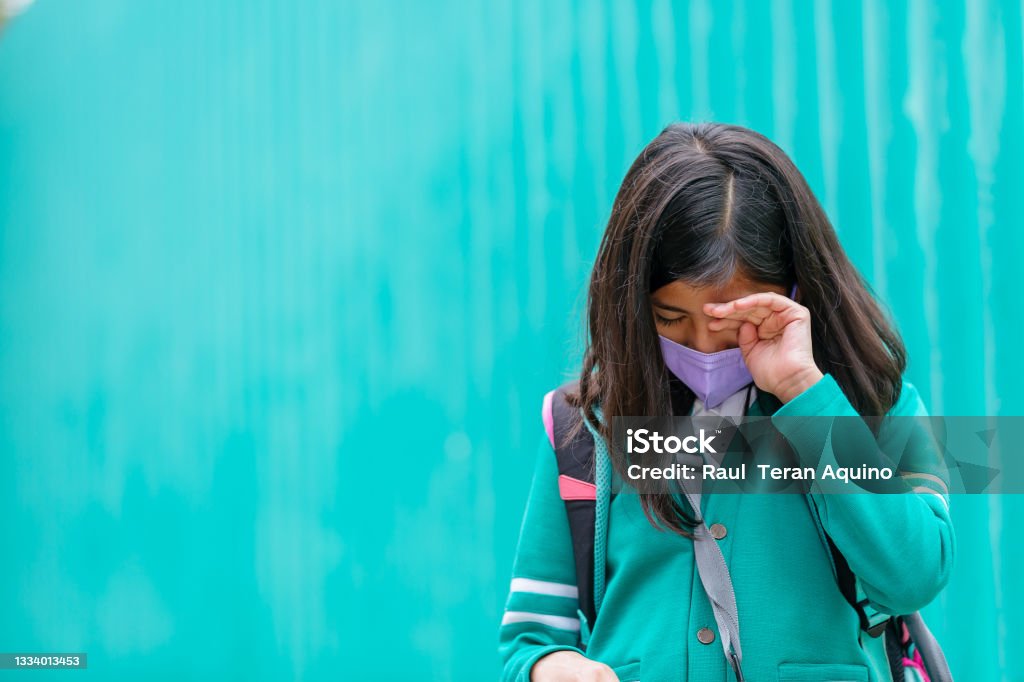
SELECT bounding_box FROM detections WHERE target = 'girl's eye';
[656,314,684,326]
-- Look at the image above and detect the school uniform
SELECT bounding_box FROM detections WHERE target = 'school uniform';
[498,374,954,681]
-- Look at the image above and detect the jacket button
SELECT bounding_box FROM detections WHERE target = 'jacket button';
[709,523,727,540]
[697,627,716,644]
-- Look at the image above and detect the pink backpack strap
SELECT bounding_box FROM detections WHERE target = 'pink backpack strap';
[544,386,597,501]
[542,389,556,448]
[558,474,597,501]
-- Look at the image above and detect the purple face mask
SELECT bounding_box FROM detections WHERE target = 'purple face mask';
[658,283,798,409]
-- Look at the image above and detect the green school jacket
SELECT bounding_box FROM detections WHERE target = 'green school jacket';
[498,374,955,681]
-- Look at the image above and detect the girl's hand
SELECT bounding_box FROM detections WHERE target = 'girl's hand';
[531,650,620,681]
[703,292,824,403]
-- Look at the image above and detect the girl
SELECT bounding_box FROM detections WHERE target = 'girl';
[498,123,954,681]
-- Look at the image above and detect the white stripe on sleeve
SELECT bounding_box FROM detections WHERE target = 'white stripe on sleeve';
[901,472,949,495]
[501,611,581,631]
[911,485,950,511]
[509,577,579,599]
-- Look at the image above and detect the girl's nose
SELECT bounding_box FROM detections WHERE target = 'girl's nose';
[691,320,735,354]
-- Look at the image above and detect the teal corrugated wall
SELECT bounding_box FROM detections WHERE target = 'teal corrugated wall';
[1,1,1021,679]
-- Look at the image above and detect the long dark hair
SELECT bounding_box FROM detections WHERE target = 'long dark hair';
[567,122,906,536]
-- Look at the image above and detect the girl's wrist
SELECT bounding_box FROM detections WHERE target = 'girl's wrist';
[775,366,825,403]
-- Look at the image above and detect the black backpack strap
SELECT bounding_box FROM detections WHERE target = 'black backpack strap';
[824,534,891,638]
[883,619,907,682]
[548,381,600,641]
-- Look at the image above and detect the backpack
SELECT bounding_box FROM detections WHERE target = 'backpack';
[543,381,953,682]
